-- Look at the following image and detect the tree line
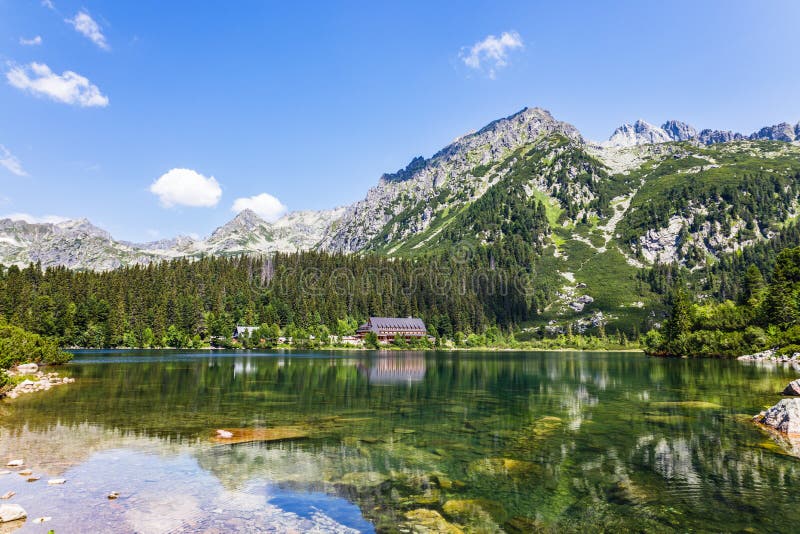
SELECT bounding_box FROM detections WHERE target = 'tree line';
[645,246,800,357]
[0,249,561,349]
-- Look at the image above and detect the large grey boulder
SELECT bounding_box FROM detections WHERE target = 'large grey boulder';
[783,379,800,396]
[0,503,27,523]
[756,398,800,434]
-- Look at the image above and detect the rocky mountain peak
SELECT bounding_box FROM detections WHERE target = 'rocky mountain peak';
[606,119,672,147]
[750,122,798,142]
[661,120,697,141]
[213,209,267,236]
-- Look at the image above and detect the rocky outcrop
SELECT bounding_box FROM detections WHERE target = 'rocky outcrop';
[750,122,798,142]
[696,129,744,145]
[661,120,697,141]
[782,379,800,396]
[755,398,800,435]
[606,120,673,147]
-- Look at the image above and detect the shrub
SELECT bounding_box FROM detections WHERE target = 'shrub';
[0,318,72,368]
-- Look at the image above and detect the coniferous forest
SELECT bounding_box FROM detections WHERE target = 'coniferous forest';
[0,249,556,349]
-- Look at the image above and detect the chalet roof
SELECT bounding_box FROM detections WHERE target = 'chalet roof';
[368,317,426,332]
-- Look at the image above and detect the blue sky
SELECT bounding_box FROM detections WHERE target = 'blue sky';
[1,0,799,242]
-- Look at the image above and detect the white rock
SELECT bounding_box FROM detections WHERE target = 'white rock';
[0,503,26,523]
[5,460,23,468]
[216,429,233,439]
[32,516,51,523]
[47,478,66,485]
[15,363,38,375]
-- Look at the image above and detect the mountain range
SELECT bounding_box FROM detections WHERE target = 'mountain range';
[3,106,800,328]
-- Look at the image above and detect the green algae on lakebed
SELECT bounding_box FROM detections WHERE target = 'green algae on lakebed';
[1,349,799,533]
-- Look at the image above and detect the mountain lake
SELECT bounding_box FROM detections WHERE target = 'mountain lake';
[0,349,798,533]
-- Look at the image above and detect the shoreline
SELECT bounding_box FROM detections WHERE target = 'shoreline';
[1,365,74,400]
[62,345,645,354]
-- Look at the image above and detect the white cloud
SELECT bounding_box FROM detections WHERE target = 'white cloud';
[66,11,109,51]
[231,193,287,222]
[3,213,70,224]
[6,62,109,107]
[42,0,55,10]
[20,36,43,46]
[150,168,222,208]
[0,145,27,177]
[460,31,523,79]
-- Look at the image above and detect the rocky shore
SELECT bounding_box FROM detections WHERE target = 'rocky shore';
[2,363,74,400]
[738,349,800,368]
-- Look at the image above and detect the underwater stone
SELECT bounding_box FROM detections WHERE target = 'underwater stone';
[404,508,464,534]
[0,504,26,523]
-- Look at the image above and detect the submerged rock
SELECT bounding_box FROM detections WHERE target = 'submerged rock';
[0,504,26,523]
[442,498,508,524]
[108,492,120,500]
[755,398,800,435]
[0,492,14,500]
[404,508,464,534]
[209,426,309,445]
[782,379,800,396]
[468,458,540,479]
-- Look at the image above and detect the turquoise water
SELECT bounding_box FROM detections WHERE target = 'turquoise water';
[0,350,798,533]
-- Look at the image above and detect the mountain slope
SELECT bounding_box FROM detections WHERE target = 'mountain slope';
[317,107,583,253]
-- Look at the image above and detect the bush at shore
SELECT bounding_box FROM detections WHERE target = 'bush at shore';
[0,316,73,370]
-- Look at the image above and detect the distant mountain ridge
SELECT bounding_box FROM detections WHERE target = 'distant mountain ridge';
[604,118,800,147]
[0,207,343,270]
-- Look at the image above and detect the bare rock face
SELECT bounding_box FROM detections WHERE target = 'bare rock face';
[661,120,697,141]
[750,122,798,142]
[606,120,673,147]
[755,398,800,435]
[782,379,800,396]
[697,129,744,145]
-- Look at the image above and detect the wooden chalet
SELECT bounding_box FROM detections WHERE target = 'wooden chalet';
[356,317,427,342]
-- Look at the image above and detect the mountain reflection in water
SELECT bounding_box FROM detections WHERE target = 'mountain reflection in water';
[0,349,799,533]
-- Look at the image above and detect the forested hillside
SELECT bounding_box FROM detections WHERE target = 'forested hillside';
[0,251,557,348]
[645,246,800,357]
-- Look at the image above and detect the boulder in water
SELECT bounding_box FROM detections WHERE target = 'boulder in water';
[755,398,800,435]
[782,379,800,396]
